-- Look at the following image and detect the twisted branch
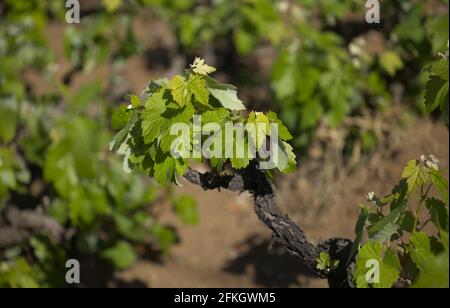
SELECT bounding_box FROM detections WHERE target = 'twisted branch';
[184,162,355,287]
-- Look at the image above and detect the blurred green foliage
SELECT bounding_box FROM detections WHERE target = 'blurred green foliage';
[147,0,449,151]
[0,0,197,287]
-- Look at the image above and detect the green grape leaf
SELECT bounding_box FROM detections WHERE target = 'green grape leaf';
[159,103,195,153]
[428,168,449,202]
[229,130,252,170]
[203,75,237,91]
[316,252,340,271]
[230,157,250,169]
[170,75,191,107]
[431,59,449,81]
[401,160,429,193]
[130,95,141,108]
[409,232,434,272]
[175,157,189,177]
[275,140,297,173]
[111,105,130,130]
[208,88,246,111]
[201,108,230,124]
[367,201,406,243]
[110,110,138,152]
[141,91,167,144]
[189,74,209,105]
[266,111,293,141]
[145,77,170,96]
[246,111,269,149]
[316,252,330,271]
[370,223,400,244]
[190,57,216,76]
[154,156,176,185]
[413,249,449,288]
[426,198,449,232]
[170,74,209,106]
[112,62,299,184]
[354,242,400,288]
[424,76,448,112]
[348,207,369,265]
[399,211,416,233]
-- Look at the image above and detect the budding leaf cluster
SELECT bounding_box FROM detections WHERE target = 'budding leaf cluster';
[110,58,296,185]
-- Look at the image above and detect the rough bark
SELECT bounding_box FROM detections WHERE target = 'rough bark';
[184,162,355,288]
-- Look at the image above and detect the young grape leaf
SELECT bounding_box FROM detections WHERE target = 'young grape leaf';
[413,249,449,288]
[431,59,449,81]
[424,76,448,112]
[348,207,369,265]
[230,157,250,169]
[154,156,176,185]
[130,95,141,108]
[246,111,269,149]
[426,198,449,232]
[141,91,167,144]
[208,88,246,111]
[274,140,297,173]
[189,74,209,105]
[401,160,429,193]
[170,74,209,107]
[399,211,416,233]
[428,168,449,202]
[266,111,293,141]
[409,232,434,272]
[367,201,406,243]
[111,105,130,130]
[316,252,340,271]
[201,108,230,124]
[284,141,297,173]
[109,110,138,151]
[230,140,251,170]
[190,57,217,76]
[203,75,237,91]
[145,77,170,96]
[170,75,191,107]
[354,241,400,288]
[159,103,195,153]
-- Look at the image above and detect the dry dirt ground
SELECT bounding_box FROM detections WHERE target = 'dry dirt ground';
[116,120,449,288]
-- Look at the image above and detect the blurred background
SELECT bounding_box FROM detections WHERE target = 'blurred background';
[0,0,448,287]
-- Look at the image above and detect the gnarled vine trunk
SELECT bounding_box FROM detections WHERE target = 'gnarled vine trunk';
[184,162,355,288]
